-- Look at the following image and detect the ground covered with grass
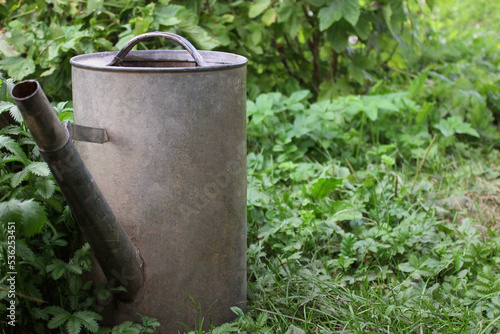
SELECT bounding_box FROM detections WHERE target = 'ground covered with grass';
[231,2,500,333]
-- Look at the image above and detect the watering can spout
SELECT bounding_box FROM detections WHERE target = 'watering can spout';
[11,80,144,303]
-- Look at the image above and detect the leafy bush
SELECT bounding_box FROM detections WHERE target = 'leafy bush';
[0,0,423,101]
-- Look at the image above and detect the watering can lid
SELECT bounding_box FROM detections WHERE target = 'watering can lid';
[70,32,247,73]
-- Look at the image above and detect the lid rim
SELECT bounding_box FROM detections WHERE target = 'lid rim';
[70,50,248,73]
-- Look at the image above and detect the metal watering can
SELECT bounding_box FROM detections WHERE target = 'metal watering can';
[12,32,247,333]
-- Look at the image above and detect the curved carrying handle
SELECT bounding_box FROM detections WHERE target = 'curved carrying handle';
[107,32,207,67]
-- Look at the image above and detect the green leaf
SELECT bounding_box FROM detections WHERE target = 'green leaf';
[211,323,240,334]
[262,8,277,26]
[345,97,380,121]
[66,317,82,334]
[36,179,56,199]
[0,101,14,113]
[15,240,36,262]
[111,321,141,334]
[48,313,71,329]
[455,122,480,137]
[45,306,71,329]
[318,79,351,101]
[154,4,182,27]
[47,260,83,280]
[47,259,68,280]
[66,263,83,275]
[327,24,349,52]
[9,105,23,123]
[0,135,28,163]
[32,308,49,321]
[230,306,245,318]
[348,63,365,85]
[132,17,153,36]
[340,0,360,26]
[176,7,220,49]
[141,315,160,329]
[354,13,371,40]
[20,199,48,237]
[305,0,327,6]
[375,97,399,112]
[249,0,271,18]
[277,0,294,23]
[330,200,363,221]
[87,0,103,12]
[6,21,28,53]
[74,311,101,333]
[0,199,47,237]
[285,325,306,334]
[286,90,310,105]
[0,57,36,80]
[11,169,29,187]
[318,3,342,31]
[434,116,479,138]
[381,154,395,166]
[319,0,360,31]
[310,177,343,199]
[398,262,415,272]
[382,3,393,32]
[25,161,51,177]
[0,39,20,57]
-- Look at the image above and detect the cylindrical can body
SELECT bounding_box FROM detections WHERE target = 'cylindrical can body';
[70,50,247,333]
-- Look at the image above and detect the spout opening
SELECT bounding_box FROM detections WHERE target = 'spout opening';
[12,80,40,100]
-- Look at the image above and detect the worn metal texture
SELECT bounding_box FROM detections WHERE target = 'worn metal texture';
[71,49,247,333]
[107,32,207,67]
[66,122,109,144]
[11,80,69,152]
[11,81,144,303]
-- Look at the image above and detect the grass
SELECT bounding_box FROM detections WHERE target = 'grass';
[233,146,500,334]
[210,5,500,327]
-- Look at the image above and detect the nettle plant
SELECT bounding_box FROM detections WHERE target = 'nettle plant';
[0,77,160,333]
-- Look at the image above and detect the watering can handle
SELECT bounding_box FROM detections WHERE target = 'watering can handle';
[107,32,207,67]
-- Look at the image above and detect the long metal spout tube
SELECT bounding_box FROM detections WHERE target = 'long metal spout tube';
[11,80,144,302]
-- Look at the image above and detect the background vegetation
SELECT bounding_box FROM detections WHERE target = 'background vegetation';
[1,0,500,333]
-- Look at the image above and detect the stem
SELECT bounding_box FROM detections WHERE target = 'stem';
[406,0,416,44]
[355,113,366,159]
[0,286,47,303]
[394,172,399,198]
[274,39,310,90]
[382,42,400,65]
[345,158,359,181]
[8,9,37,20]
[204,0,211,14]
[302,5,321,91]
[308,33,322,88]
[256,308,309,323]
[411,134,438,193]
[332,51,339,82]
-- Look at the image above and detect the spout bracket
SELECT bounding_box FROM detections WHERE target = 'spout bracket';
[66,122,109,144]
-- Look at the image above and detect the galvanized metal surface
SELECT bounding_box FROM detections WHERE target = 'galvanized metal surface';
[11,81,145,303]
[66,122,109,144]
[71,46,247,333]
[11,81,69,152]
